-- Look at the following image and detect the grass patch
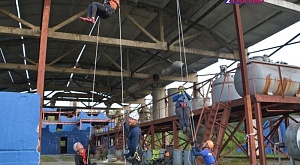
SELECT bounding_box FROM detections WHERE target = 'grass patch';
[60,155,74,161]
[40,156,58,162]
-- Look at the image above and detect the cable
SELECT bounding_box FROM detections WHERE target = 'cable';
[87,16,101,160]
[117,6,127,165]
[176,1,194,164]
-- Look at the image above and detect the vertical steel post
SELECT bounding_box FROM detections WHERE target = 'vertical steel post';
[173,121,178,148]
[37,0,51,152]
[254,102,267,165]
[162,132,166,148]
[233,4,257,165]
[151,125,155,149]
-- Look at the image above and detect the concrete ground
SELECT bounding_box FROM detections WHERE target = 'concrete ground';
[40,155,126,165]
[40,155,296,165]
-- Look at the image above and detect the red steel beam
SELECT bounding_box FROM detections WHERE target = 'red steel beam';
[151,125,155,149]
[37,0,51,152]
[173,120,178,148]
[233,4,257,165]
[254,102,267,165]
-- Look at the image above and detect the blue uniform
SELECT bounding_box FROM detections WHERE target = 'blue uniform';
[172,91,192,108]
[124,124,141,158]
[192,147,216,165]
[172,91,192,129]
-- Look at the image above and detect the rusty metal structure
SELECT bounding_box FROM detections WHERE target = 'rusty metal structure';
[1,0,300,164]
[96,62,300,165]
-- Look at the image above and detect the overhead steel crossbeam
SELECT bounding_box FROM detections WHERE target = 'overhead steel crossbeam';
[0,63,197,82]
[0,26,238,60]
[0,2,239,60]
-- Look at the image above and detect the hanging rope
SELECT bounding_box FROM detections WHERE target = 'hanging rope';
[176,1,196,164]
[87,16,101,160]
[117,6,127,165]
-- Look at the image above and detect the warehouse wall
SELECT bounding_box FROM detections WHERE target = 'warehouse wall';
[0,92,40,165]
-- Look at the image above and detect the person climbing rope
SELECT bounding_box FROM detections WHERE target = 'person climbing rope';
[80,0,120,24]
[73,142,97,165]
[191,140,216,165]
[123,110,142,165]
[172,85,192,133]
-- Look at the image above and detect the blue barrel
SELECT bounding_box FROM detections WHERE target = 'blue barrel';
[160,149,166,159]
[143,150,152,165]
[184,150,195,165]
[173,149,183,165]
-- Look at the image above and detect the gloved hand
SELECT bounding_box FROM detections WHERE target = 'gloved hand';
[179,91,183,95]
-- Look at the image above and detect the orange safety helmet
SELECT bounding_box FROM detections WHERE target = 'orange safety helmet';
[206,140,214,149]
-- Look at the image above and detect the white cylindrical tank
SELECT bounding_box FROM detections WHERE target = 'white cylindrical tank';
[234,56,300,96]
[151,88,166,120]
[213,65,241,103]
[284,123,300,161]
[167,88,177,116]
[192,97,211,110]
[139,106,151,122]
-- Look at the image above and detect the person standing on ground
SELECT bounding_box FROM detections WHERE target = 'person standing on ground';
[124,110,142,165]
[80,0,120,24]
[172,85,192,133]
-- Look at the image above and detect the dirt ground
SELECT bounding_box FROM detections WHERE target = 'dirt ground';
[40,155,297,165]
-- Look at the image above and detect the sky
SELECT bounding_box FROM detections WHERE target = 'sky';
[197,20,300,82]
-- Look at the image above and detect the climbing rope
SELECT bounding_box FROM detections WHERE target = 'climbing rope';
[87,16,101,160]
[116,6,127,165]
[176,1,197,164]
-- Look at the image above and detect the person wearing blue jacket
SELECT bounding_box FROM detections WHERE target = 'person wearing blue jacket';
[172,85,192,133]
[191,140,216,165]
[124,110,141,165]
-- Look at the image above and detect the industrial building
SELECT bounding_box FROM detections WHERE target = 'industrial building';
[0,0,300,164]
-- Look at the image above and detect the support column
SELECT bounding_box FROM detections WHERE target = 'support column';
[151,125,155,149]
[254,102,267,165]
[159,10,165,42]
[37,0,51,152]
[173,120,178,149]
[152,87,166,119]
[167,88,177,116]
[233,4,257,165]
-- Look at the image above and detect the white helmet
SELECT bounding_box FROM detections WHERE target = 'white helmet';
[128,110,139,121]
[73,142,79,151]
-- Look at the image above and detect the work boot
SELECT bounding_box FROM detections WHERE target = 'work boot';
[182,127,187,133]
[186,127,191,133]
